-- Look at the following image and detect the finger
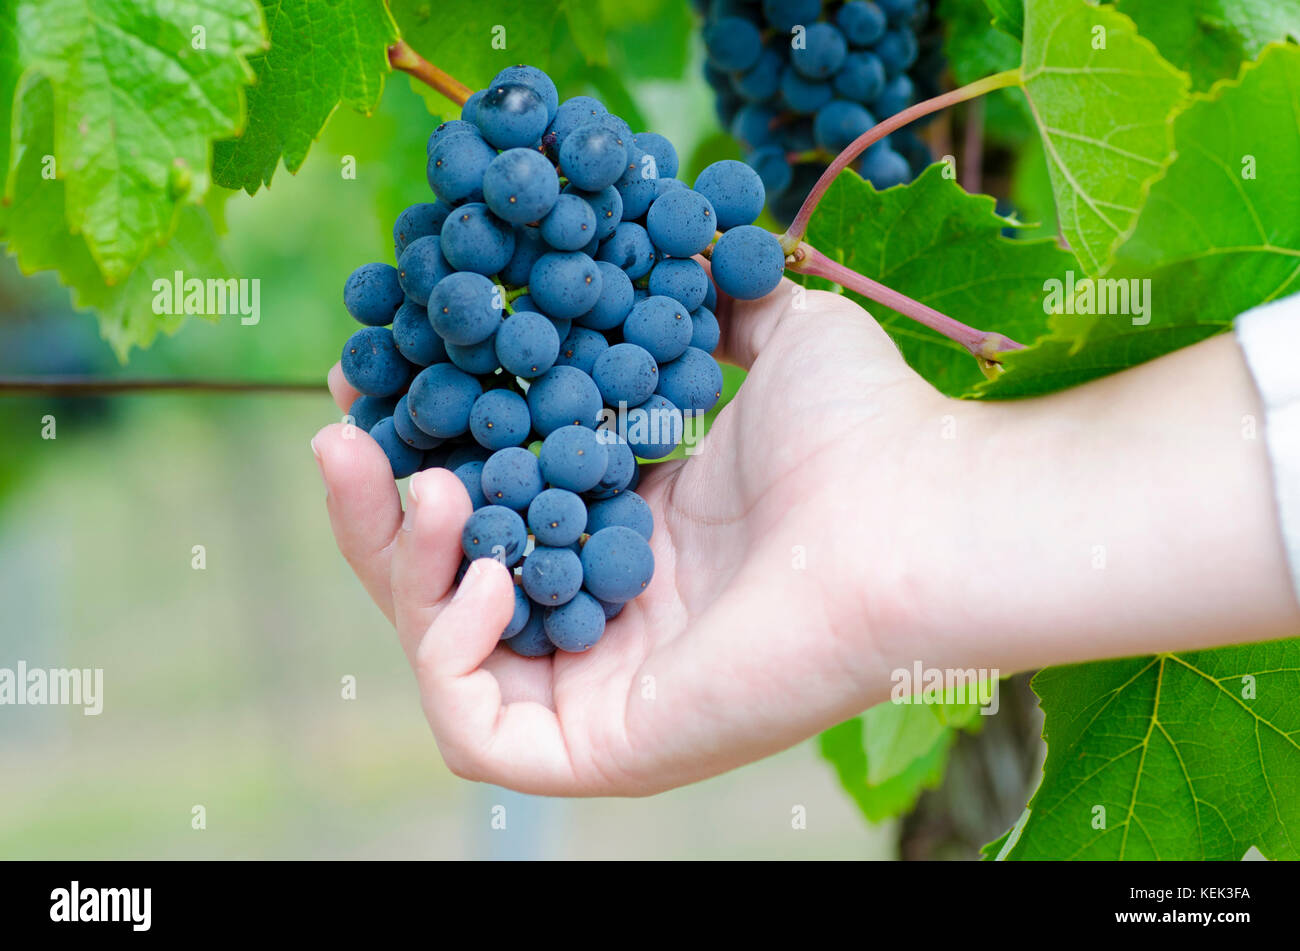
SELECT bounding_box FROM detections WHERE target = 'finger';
[328,362,362,415]
[414,560,579,794]
[389,467,474,660]
[312,422,402,624]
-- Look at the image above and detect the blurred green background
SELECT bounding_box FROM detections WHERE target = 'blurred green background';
[0,50,896,860]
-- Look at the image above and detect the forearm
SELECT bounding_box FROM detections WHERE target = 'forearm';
[931,332,1299,675]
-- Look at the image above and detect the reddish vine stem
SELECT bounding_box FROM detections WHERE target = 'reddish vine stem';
[0,378,326,395]
[786,245,1024,369]
[961,97,985,195]
[782,68,1021,251]
[388,40,473,106]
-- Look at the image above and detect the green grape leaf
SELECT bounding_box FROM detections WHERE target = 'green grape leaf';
[984,0,1025,40]
[820,714,954,824]
[0,2,17,180]
[980,42,1300,399]
[212,0,398,194]
[990,640,1300,860]
[797,165,1077,396]
[1,77,228,358]
[940,0,1021,87]
[389,0,607,112]
[1019,0,1190,275]
[1116,0,1300,90]
[10,0,264,281]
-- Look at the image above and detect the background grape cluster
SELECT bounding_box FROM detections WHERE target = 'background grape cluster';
[336,64,786,657]
[698,0,939,224]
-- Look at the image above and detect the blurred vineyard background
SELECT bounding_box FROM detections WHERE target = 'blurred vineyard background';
[0,21,902,860]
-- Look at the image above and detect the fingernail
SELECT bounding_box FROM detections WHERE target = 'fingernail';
[310,438,328,495]
[408,472,421,505]
[453,560,483,602]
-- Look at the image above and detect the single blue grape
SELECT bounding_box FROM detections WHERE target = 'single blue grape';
[427,132,496,204]
[878,0,919,26]
[446,335,501,375]
[597,223,657,281]
[645,188,717,257]
[837,1,888,46]
[482,148,560,226]
[780,69,833,115]
[427,121,477,157]
[548,96,608,148]
[369,417,423,479]
[656,346,724,413]
[408,362,484,438]
[452,460,489,509]
[814,99,876,152]
[834,51,887,103]
[622,295,693,362]
[446,444,492,470]
[559,121,628,191]
[460,90,485,124]
[527,488,588,547]
[648,258,708,311]
[731,103,781,147]
[429,271,500,346]
[396,235,453,305]
[482,446,545,510]
[693,160,765,230]
[586,435,636,499]
[554,326,610,374]
[392,297,446,366]
[461,505,529,565]
[574,261,633,331]
[704,16,762,72]
[580,526,654,602]
[499,225,548,287]
[341,326,411,396]
[746,145,794,197]
[475,82,549,149]
[521,545,584,606]
[710,225,785,300]
[529,251,603,319]
[496,311,560,377]
[871,73,914,117]
[585,490,653,540]
[539,425,609,493]
[393,201,451,257]
[502,584,532,639]
[620,393,683,459]
[347,394,397,433]
[564,184,623,240]
[632,132,679,180]
[858,144,912,188]
[540,193,598,251]
[790,23,848,80]
[526,365,603,436]
[505,605,555,656]
[688,305,721,354]
[763,0,820,31]
[731,47,783,102]
[492,65,559,124]
[875,29,918,77]
[393,394,442,450]
[344,262,404,326]
[440,203,516,276]
[469,388,531,450]
[592,343,659,408]
[543,592,607,653]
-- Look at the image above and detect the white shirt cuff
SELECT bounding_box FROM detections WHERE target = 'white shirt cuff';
[1236,294,1300,605]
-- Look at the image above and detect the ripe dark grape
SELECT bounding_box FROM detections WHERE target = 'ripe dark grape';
[585,491,654,540]
[476,83,549,149]
[469,389,531,450]
[440,203,516,275]
[538,425,608,493]
[461,505,529,565]
[481,446,545,510]
[521,545,584,606]
[392,297,446,367]
[393,201,451,257]
[657,346,725,413]
[369,417,423,478]
[347,394,397,433]
[529,251,603,319]
[540,193,598,250]
[580,526,655,602]
[428,271,500,346]
[482,148,560,225]
[711,225,786,300]
[592,343,659,408]
[341,326,412,397]
[554,326,610,374]
[623,296,693,363]
[396,235,452,306]
[344,263,404,326]
[543,592,606,652]
[527,488,588,547]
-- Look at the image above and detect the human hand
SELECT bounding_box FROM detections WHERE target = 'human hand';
[313,281,1299,796]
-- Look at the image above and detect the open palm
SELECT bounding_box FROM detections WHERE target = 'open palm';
[314,282,945,795]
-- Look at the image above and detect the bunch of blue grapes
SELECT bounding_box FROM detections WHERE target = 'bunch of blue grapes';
[336,64,788,656]
[697,0,935,223]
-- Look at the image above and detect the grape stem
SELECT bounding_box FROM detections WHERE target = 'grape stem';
[781,68,1022,251]
[387,40,473,106]
[0,377,326,395]
[785,243,1024,370]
